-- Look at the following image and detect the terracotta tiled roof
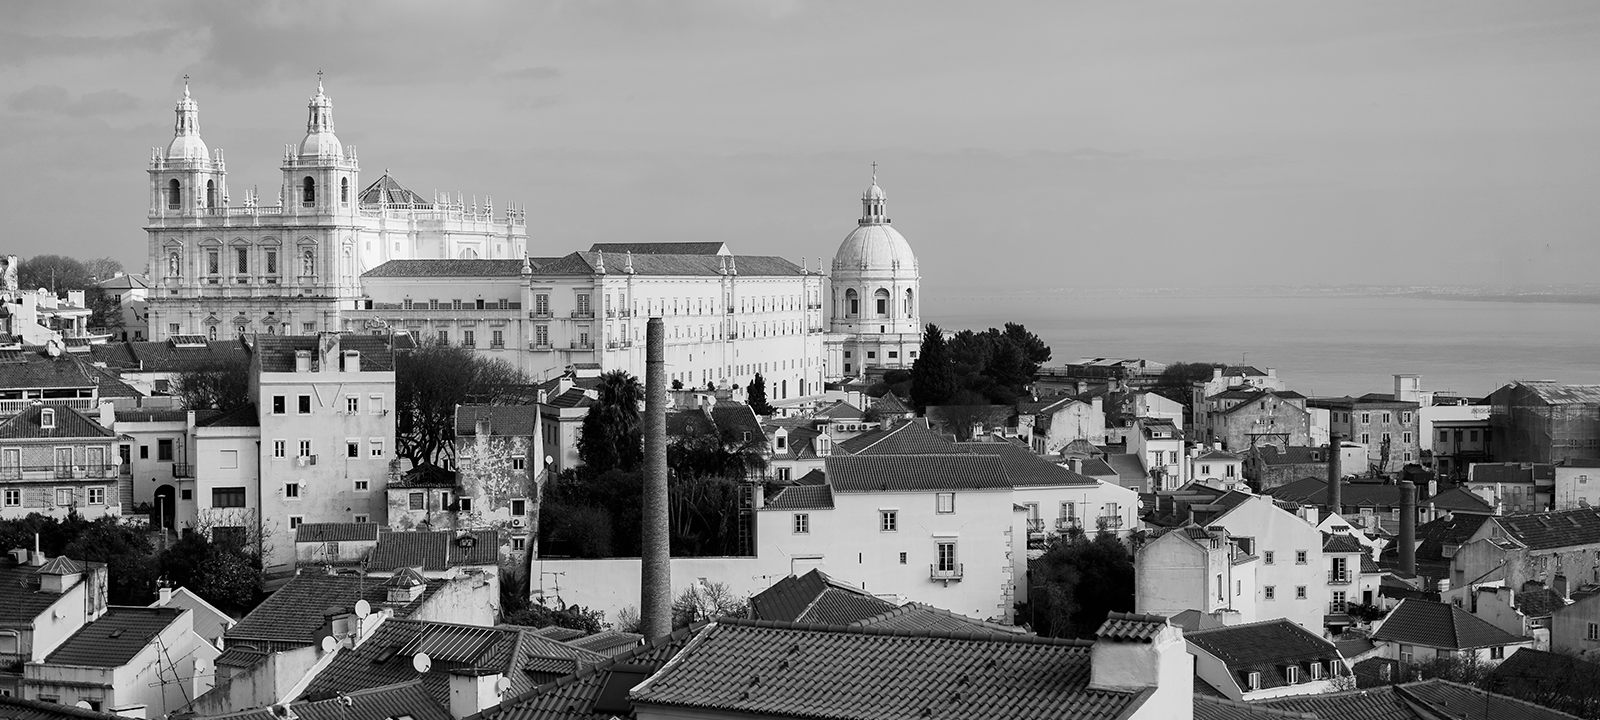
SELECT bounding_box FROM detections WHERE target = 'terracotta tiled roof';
[358,172,430,206]
[225,573,446,647]
[957,441,1096,487]
[363,259,528,278]
[1194,696,1313,720]
[530,252,803,277]
[1372,599,1527,650]
[0,404,113,440]
[748,570,893,626]
[252,333,406,373]
[1489,648,1600,707]
[1095,611,1169,642]
[1514,587,1568,618]
[872,393,910,414]
[1185,619,1342,692]
[763,484,833,510]
[295,522,380,543]
[852,603,1025,636]
[627,619,1139,720]
[1472,463,1556,485]
[1495,508,1600,550]
[826,454,1010,493]
[1256,446,1329,466]
[457,405,539,436]
[1323,533,1366,554]
[473,624,704,720]
[45,606,183,667]
[213,679,451,720]
[1263,679,1583,720]
[0,696,130,720]
[834,420,957,455]
[368,530,499,571]
[588,242,728,256]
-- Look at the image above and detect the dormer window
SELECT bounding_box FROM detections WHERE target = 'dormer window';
[40,408,55,430]
[1310,662,1324,680]
[1284,665,1300,684]
[1246,671,1260,691]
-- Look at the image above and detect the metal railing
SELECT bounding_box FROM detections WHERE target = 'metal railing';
[1055,517,1081,531]
[930,563,964,581]
[530,310,552,319]
[1026,518,1045,533]
[172,464,195,478]
[569,342,593,350]
[570,310,594,319]
[0,465,120,481]
[1096,516,1124,530]
[1328,571,1351,585]
[0,398,98,414]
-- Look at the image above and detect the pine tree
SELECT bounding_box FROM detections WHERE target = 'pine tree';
[747,373,774,415]
[910,323,957,413]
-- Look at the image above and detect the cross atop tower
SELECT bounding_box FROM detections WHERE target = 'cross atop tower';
[871,160,878,183]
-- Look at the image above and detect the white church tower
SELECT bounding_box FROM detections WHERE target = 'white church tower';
[825,170,922,380]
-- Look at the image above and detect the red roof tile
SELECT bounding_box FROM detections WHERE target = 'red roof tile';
[1371,599,1528,650]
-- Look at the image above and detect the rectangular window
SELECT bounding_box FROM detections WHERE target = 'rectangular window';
[1265,585,1276,600]
[1264,550,1275,565]
[1311,662,1324,680]
[272,440,286,459]
[212,487,246,508]
[369,440,383,458]
[140,445,149,459]
[512,537,526,551]
[86,487,105,505]
[266,249,278,275]
[298,395,312,414]
[354,479,369,492]
[2,489,17,507]
[1402,431,1412,444]
[1296,586,1307,599]
[492,330,504,348]
[793,513,810,534]
[511,498,526,515]
[299,440,312,457]
[220,450,238,469]
[346,396,359,414]
[370,395,384,415]
[302,322,316,333]
[1402,411,1412,424]
[1360,412,1370,424]
[273,396,286,414]
[880,510,898,532]
[1247,672,1260,690]
[1440,429,1449,441]
[458,497,473,513]
[1332,591,1347,612]
[1361,432,1371,445]
[236,247,249,274]
[535,324,549,346]
[288,515,303,530]
[463,330,475,347]
[347,441,359,458]
[513,457,526,471]
[285,483,300,499]
[158,439,174,462]
[409,492,425,511]
[535,294,550,315]
[1382,412,1392,424]
[1296,550,1308,564]
[936,492,955,514]
[936,542,957,572]
[207,250,220,275]
[1286,666,1300,684]
[1489,645,1504,660]
[899,552,907,564]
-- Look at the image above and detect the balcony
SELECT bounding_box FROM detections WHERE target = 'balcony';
[530,342,553,351]
[570,310,594,319]
[618,309,633,318]
[530,310,552,319]
[569,342,594,350]
[930,563,964,582]
[172,463,195,478]
[1055,517,1081,532]
[0,465,120,481]
[1328,571,1351,585]
[1096,516,1124,531]
[1026,518,1045,534]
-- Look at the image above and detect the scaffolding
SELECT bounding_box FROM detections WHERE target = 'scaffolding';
[1489,381,1600,464]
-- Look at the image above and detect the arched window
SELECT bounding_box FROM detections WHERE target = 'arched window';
[302,177,316,206]
[167,179,181,210]
[340,177,349,204]
[845,289,859,317]
[874,288,890,317]
[301,249,315,277]
[904,288,914,316]
[205,179,216,209]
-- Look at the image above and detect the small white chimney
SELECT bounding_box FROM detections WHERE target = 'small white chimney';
[343,350,361,373]
[159,585,174,604]
[294,350,312,373]
[448,669,504,719]
[98,400,115,430]
[1090,613,1192,720]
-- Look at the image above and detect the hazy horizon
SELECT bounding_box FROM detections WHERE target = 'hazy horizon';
[4,1,1599,297]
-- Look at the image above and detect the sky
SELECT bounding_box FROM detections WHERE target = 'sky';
[2,1,1598,295]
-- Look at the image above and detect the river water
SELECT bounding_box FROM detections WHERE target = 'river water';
[927,292,1600,398]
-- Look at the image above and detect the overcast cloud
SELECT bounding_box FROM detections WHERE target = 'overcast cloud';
[1,0,1596,293]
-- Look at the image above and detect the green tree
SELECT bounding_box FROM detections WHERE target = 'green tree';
[666,416,769,555]
[1026,531,1135,638]
[18,255,94,292]
[1002,322,1052,378]
[170,357,252,413]
[395,342,530,468]
[158,533,263,614]
[671,580,748,629]
[910,323,957,412]
[0,514,158,605]
[577,370,645,474]
[746,373,774,416]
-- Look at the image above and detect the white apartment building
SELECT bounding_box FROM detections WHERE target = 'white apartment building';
[249,334,398,570]
[144,81,526,342]
[1131,418,1188,491]
[1135,525,1257,624]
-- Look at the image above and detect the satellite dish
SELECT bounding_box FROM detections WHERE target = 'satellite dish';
[320,636,338,653]
[354,599,371,618]
[75,701,93,710]
[412,652,432,673]
[496,676,512,695]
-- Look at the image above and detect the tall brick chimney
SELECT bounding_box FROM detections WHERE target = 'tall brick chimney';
[1399,479,1417,576]
[1327,432,1342,517]
[640,318,671,639]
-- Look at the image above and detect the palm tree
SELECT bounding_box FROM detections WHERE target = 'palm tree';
[577,370,646,473]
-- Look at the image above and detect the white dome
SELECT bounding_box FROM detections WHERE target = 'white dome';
[298,131,342,158]
[863,182,886,200]
[834,223,917,274]
[166,133,209,160]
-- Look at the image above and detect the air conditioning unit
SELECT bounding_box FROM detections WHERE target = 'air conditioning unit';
[309,455,319,466]
[510,518,525,529]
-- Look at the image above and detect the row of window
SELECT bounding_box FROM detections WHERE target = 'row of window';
[168,248,318,278]
[842,288,914,318]
[271,394,386,415]
[1262,585,1308,600]
[1262,550,1310,565]
[403,492,530,517]
[268,438,385,460]
[523,292,818,318]
[842,350,918,362]
[1243,660,1340,690]
[173,322,321,338]
[1338,411,1413,425]
[407,298,515,311]
[1438,429,1488,443]
[2,487,107,507]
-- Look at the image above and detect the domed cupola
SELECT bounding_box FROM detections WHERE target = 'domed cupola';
[832,172,917,274]
[165,81,209,161]
[298,78,342,159]
[827,166,922,368]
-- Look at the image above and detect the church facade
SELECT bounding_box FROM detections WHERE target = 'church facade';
[143,82,527,341]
